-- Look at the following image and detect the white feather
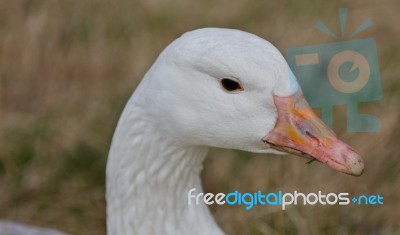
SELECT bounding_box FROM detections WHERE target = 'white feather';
[106,28,298,234]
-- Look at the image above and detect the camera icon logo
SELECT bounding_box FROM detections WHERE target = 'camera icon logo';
[286,8,382,132]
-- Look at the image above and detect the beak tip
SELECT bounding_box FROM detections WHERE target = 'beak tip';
[349,164,364,176]
[344,149,364,176]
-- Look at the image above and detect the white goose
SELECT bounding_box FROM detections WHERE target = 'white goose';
[0,28,364,235]
[106,28,363,235]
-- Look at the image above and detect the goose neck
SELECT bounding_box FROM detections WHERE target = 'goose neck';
[106,104,224,235]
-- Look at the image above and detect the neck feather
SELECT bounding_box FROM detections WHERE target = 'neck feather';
[106,100,224,235]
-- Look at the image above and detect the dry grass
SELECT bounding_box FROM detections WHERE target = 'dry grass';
[0,0,399,234]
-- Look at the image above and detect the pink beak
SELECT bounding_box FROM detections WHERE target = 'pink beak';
[263,91,364,176]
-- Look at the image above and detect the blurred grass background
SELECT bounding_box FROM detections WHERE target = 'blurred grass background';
[0,0,399,234]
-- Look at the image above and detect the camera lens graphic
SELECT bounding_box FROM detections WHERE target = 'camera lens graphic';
[327,50,370,94]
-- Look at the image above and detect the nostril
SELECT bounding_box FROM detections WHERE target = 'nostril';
[305,130,319,143]
[304,130,312,137]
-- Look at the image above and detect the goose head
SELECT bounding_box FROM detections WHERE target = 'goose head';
[136,28,364,176]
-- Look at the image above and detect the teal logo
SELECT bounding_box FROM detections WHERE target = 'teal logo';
[286,8,382,132]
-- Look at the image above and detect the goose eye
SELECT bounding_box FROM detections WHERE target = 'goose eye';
[220,78,243,92]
